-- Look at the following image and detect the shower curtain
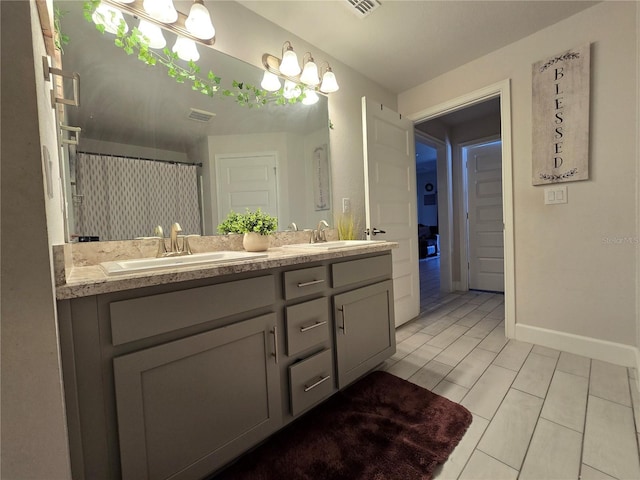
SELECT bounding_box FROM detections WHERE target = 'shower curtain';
[75,153,201,241]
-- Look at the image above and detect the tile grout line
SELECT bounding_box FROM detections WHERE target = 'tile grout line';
[457,343,523,478]
[511,350,560,478]
[626,369,640,474]
[577,358,593,480]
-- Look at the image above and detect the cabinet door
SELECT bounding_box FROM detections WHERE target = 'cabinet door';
[113,313,282,480]
[334,280,395,388]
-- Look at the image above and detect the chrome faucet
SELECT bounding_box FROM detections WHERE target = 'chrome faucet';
[311,220,329,243]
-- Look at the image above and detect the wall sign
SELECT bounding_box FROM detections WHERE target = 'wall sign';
[532,44,590,185]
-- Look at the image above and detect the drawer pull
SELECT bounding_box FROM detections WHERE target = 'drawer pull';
[304,375,331,392]
[297,279,325,288]
[300,320,328,333]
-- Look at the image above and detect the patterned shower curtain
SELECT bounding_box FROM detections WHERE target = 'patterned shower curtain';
[75,153,201,241]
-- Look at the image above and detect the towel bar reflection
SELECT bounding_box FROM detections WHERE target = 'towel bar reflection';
[42,56,80,108]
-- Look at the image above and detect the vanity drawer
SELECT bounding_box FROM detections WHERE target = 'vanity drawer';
[285,297,329,356]
[289,349,333,416]
[331,254,392,288]
[110,275,275,346]
[283,266,327,300]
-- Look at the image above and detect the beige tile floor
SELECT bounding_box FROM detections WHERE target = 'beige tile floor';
[379,257,640,479]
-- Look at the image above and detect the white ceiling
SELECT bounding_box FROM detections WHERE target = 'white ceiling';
[238,0,599,94]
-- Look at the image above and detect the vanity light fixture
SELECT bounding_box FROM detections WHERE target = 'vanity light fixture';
[260,71,281,92]
[319,64,339,93]
[302,88,319,105]
[138,20,166,49]
[299,53,320,86]
[95,0,216,48]
[279,41,301,77]
[92,2,128,34]
[262,41,339,98]
[173,37,200,62]
[143,0,178,24]
[185,0,216,40]
[283,80,301,99]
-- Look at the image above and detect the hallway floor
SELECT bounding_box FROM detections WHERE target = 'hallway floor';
[379,257,640,479]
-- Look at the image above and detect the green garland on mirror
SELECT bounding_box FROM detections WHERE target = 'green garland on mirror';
[54,7,70,53]
[75,0,303,107]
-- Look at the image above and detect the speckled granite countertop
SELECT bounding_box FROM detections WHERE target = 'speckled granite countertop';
[55,240,396,300]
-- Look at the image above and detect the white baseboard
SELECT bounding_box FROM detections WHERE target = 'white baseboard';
[515,323,637,368]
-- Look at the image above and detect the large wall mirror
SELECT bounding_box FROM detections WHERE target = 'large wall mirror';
[56,1,331,242]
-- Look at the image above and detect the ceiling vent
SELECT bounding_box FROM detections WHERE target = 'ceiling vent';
[187,108,216,123]
[345,0,381,18]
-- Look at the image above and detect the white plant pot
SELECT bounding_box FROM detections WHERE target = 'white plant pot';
[242,232,270,252]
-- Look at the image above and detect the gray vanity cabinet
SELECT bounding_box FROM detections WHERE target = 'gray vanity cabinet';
[113,313,281,480]
[331,256,396,388]
[57,250,396,480]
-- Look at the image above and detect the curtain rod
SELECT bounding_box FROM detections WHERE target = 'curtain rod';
[76,150,203,168]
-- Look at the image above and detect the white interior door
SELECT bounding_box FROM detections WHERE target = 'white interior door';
[362,97,420,327]
[466,141,504,292]
[215,152,278,221]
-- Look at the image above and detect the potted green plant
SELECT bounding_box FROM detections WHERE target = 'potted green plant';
[217,208,278,252]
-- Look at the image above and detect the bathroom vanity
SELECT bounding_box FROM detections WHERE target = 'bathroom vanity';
[56,241,396,480]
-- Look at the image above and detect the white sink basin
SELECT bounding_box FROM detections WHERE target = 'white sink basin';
[282,240,386,250]
[100,251,268,276]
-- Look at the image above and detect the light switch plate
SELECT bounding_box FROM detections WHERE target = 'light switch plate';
[544,186,567,205]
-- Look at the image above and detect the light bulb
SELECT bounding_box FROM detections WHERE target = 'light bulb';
[280,48,301,77]
[283,80,301,99]
[138,20,166,49]
[302,88,319,105]
[92,3,128,35]
[320,68,339,93]
[185,0,215,40]
[300,59,319,86]
[143,0,178,23]
[261,71,281,92]
[172,37,200,62]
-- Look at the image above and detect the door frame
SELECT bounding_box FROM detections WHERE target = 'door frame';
[407,79,515,338]
[414,130,450,290]
[459,135,502,292]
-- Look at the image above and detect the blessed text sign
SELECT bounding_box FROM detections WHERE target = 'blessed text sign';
[532,44,590,185]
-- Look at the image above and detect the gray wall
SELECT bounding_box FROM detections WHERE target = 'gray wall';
[399,2,639,355]
[1,1,72,478]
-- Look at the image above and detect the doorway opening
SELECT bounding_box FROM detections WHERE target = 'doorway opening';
[413,95,504,312]
[415,133,444,313]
